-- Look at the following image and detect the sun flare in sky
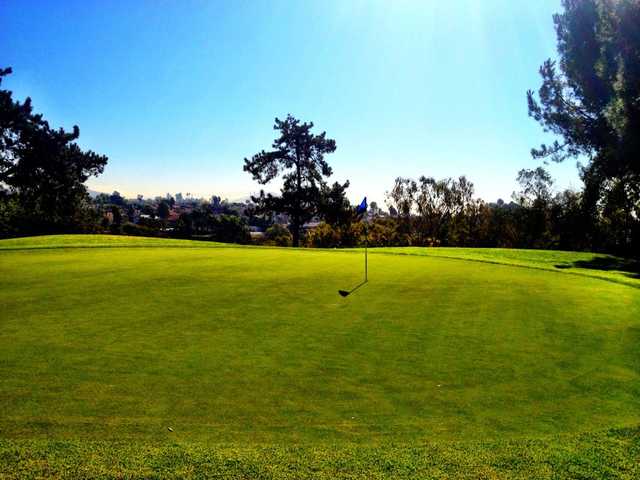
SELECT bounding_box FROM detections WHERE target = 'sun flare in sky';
[1,0,579,204]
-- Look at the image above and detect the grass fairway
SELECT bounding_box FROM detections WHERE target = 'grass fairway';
[0,235,639,478]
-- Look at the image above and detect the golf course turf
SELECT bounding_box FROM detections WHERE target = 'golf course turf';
[0,235,638,478]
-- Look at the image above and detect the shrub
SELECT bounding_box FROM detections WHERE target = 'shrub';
[264,224,292,247]
[306,222,341,248]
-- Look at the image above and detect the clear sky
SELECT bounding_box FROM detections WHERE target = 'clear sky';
[1,0,581,204]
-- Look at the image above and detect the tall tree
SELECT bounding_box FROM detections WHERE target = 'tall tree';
[386,177,417,245]
[513,168,555,247]
[527,0,640,172]
[527,0,640,253]
[0,67,108,235]
[513,167,554,207]
[318,180,353,229]
[414,175,475,245]
[157,201,170,221]
[243,115,337,246]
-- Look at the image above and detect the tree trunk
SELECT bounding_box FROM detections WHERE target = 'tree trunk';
[293,148,302,247]
[291,216,300,247]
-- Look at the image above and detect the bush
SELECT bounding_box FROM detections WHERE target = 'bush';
[210,215,251,244]
[0,196,23,238]
[122,222,158,237]
[306,222,341,248]
[264,224,292,246]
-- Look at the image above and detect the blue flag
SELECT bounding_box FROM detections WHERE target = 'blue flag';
[356,197,367,214]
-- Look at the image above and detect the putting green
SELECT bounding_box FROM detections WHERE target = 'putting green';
[1,235,638,447]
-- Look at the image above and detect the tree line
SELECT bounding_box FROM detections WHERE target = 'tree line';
[0,67,107,236]
[241,0,640,256]
[1,0,638,256]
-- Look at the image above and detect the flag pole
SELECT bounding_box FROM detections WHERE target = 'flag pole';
[364,213,368,282]
[337,196,368,297]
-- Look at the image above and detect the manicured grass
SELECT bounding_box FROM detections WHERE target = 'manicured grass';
[373,246,640,288]
[0,235,638,477]
[3,235,636,286]
[0,234,230,250]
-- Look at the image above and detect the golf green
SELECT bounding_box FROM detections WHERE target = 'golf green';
[0,235,638,477]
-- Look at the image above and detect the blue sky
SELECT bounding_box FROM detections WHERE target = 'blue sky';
[1,0,581,204]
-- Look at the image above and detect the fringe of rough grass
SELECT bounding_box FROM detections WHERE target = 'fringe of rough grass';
[0,427,638,479]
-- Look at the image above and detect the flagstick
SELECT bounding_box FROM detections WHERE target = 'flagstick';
[364,216,368,283]
[337,198,368,298]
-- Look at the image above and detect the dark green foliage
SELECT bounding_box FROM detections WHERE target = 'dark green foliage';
[244,115,337,246]
[305,222,342,247]
[528,0,640,255]
[303,181,363,247]
[108,205,123,234]
[318,180,354,228]
[176,204,251,243]
[121,222,159,237]
[293,166,636,254]
[126,204,136,222]
[138,215,164,231]
[157,200,170,220]
[528,0,640,172]
[263,223,292,246]
[208,214,251,244]
[385,175,487,247]
[175,205,251,244]
[109,191,125,206]
[513,167,553,206]
[110,205,122,226]
[0,67,108,237]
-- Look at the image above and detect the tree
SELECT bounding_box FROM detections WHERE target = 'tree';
[443,176,476,246]
[513,167,554,207]
[527,0,640,170]
[386,175,476,246]
[550,189,590,250]
[318,180,353,228]
[110,205,122,225]
[0,67,108,235]
[368,201,384,218]
[264,223,292,246]
[387,177,416,219]
[243,115,337,246]
[209,215,251,244]
[157,201,170,221]
[126,204,135,223]
[109,191,125,206]
[176,212,194,237]
[414,176,448,245]
[527,0,640,253]
[110,205,122,234]
[386,177,417,244]
[306,222,342,248]
[512,168,555,248]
